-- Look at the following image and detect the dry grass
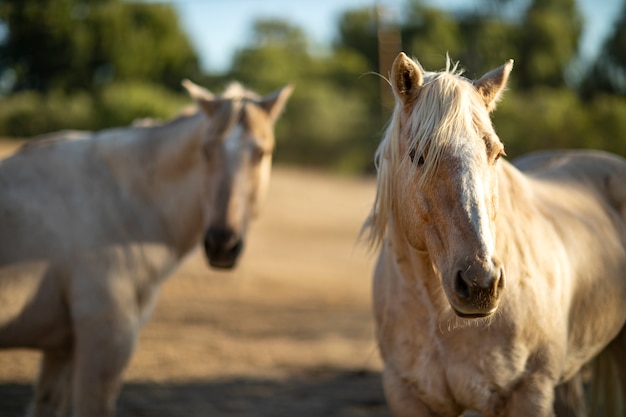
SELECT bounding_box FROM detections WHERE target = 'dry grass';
[0,140,22,158]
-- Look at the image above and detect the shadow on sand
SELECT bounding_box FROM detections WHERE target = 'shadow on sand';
[0,368,390,417]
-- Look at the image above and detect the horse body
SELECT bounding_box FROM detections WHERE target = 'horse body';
[0,118,206,345]
[0,80,292,416]
[368,53,626,417]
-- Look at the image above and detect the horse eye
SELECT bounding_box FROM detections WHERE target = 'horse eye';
[251,147,264,163]
[409,149,425,166]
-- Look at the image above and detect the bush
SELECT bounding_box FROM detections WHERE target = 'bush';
[0,90,95,137]
[494,89,594,158]
[491,88,626,160]
[0,81,191,138]
[586,95,626,156]
[95,81,189,128]
[274,79,382,173]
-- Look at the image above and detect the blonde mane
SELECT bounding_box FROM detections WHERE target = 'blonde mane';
[364,59,495,249]
[222,81,261,101]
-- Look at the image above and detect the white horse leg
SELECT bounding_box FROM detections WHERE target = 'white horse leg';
[69,289,139,417]
[506,374,556,417]
[381,366,458,417]
[553,373,587,417]
[26,350,73,417]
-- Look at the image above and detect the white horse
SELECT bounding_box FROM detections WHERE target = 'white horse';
[365,52,626,416]
[0,80,293,417]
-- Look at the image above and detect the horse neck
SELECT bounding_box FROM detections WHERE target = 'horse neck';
[493,161,540,271]
[97,112,209,256]
[490,160,558,316]
[384,218,453,319]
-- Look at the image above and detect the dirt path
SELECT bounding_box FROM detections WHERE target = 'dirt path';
[0,144,389,416]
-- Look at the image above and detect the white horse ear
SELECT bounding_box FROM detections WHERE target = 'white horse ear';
[197,99,222,117]
[391,52,424,106]
[182,79,214,101]
[182,79,223,117]
[260,84,294,121]
[473,60,514,112]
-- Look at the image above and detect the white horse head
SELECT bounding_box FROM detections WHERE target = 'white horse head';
[183,80,294,269]
[367,52,512,317]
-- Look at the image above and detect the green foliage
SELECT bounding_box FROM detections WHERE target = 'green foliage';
[493,88,626,160]
[585,96,626,155]
[335,8,379,71]
[89,2,200,88]
[516,0,582,88]
[493,88,588,157]
[229,19,311,90]
[455,17,519,79]
[227,18,383,172]
[95,81,188,128]
[0,0,201,92]
[0,89,95,137]
[275,78,381,173]
[0,82,189,137]
[580,0,626,97]
[403,4,463,71]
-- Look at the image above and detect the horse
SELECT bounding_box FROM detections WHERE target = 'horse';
[0,79,293,417]
[364,52,626,417]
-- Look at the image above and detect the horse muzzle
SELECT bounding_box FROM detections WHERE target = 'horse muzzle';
[448,257,505,318]
[203,227,244,269]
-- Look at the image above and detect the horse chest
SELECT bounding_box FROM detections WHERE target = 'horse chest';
[390,325,526,416]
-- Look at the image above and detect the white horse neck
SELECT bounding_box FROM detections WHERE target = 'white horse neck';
[96,112,210,256]
[383,219,452,321]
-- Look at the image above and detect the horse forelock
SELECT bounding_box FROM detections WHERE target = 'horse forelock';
[221,82,261,101]
[365,63,493,249]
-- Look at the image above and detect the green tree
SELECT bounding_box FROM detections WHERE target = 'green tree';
[402,2,462,71]
[229,17,382,172]
[335,8,379,72]
[579,0,626,98]
[516,0,582,89]
[0,0,201,92]
[455,16,519,80]
[229,19,309,90]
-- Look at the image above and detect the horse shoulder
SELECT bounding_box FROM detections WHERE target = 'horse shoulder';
[373,240,461,411]
[506,151,626,377]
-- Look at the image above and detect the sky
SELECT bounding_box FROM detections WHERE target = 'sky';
[168,0,624,74]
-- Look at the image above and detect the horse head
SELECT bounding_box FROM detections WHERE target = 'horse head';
[370,53,513,318]
[183,80,293,269]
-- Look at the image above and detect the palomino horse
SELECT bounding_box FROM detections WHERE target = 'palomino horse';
[0,80,293,417]
[365,52,626,417]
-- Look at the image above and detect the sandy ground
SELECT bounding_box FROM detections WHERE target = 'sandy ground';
[0,140,390,416]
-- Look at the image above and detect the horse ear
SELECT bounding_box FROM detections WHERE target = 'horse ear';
[196,99,223,118]
[182,79,214,101]
[391,52,424,106]
[181,79,223,117]
[260,84,294,121]
[473,60,514,112]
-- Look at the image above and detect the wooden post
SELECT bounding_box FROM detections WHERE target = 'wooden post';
[376,2,402,117]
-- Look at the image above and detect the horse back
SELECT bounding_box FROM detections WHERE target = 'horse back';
[513,149,626,221]
[0,135,176,350]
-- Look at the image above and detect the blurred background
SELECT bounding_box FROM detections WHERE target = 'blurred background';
[1,0,625,174]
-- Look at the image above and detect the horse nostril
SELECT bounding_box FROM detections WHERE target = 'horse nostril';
[454,270,470,300]
[204,228,236,250]
[495,267,505,292]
